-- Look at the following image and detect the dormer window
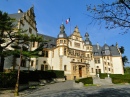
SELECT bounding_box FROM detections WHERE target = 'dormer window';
[60,40,63,43]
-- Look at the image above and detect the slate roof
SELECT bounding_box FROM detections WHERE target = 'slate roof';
[110,46,120,56]
[92,44,120,56]
[92,45,102,56]
[9,13,25,20]
[8,13,25,25]
[38,33,57,48]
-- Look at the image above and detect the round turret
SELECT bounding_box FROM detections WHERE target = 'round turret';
[57,24,67,38]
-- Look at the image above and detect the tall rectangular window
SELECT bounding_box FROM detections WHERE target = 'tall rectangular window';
[64,65,67,71]
[29,28,32,34]
[32,42,35,47]
[98,59,100,63]
[21,60,26,67]
[31,60,34,66]
[91,68,94,73]
[64,48,66,55]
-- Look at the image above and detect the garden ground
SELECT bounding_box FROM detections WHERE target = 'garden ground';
[0,81,130,97]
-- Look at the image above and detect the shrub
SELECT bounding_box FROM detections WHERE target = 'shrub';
[112,77,130,84]
[28,70,64,81]
[99,73,130,84]
[75,77,93,85]
[47,70,64,78]
[99,73,107,79]
[0,72,17,88]
[19,71,29,84]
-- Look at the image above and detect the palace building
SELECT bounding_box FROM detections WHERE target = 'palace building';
[37,24,124,80]
[3,7,124,80]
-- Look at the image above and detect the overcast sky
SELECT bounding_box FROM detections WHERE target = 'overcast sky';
[0,0,130,66]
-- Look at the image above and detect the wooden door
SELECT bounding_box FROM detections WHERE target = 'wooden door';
[79,67,82,77]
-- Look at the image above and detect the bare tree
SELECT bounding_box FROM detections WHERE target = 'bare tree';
[86,0,130,34]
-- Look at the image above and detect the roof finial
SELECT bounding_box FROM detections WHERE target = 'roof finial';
[62,17,63,24]
[116,42,118,48]
[104,37,106,44]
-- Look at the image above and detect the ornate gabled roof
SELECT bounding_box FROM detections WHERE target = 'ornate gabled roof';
[71,26,82,37]
[57,24,67,38]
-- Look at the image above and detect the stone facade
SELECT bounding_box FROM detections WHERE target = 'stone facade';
[37,24,124,80]
[3,7,124,80]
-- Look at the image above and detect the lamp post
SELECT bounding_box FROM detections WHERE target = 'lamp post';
[14,45,23,96]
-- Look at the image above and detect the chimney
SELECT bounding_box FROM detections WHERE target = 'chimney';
[18,9,23,13]
[97,42,99,49]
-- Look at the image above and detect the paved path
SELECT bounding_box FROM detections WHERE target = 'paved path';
[20,81,130,97]
[1,81,130,97]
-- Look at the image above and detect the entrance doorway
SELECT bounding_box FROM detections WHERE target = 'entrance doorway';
[96,69,101,74]
[79,67,82,77]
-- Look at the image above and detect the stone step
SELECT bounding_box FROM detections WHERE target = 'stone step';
[92,77,113,85]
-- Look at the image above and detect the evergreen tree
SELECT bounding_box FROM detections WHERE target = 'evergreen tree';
[119,46,128,66]
[0,11,44,72]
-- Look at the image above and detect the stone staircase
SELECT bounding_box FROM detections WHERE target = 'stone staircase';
[93,77,113,85]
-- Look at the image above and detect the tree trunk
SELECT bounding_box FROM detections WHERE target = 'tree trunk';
[13,55,16,70]
[0,55,5,72]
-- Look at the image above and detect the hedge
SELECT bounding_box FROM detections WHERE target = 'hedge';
[0,72,17,88]
[75,77,93,84]
[29,70,64,81]
[99,73,130,84]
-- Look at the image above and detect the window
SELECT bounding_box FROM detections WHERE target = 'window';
[105,67,107,70]
[70,41,72,46]
[108,68,110,71]
[87,54,89,58]
[105,62,106,65]
[29,28,32,34]
[36,60,38,65]
[46,51,48,57]
[76,37,78,40]
[94,52,98,55]
[31,60,34,66]
[32,42,35,47]
[91,68,94,73]
[45,65,48,70]
[94,58,100,64]
[64,40,66,43]
[43,61,46,64]
[87,46,89,50]
[42,50,48,57]
[98,59,100,63]
[107,56,109,60]
[64,65,67,71]
[60,40,63,43]
[21,60,26,67]
[94,60,97,63]
[64,48,66,55]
